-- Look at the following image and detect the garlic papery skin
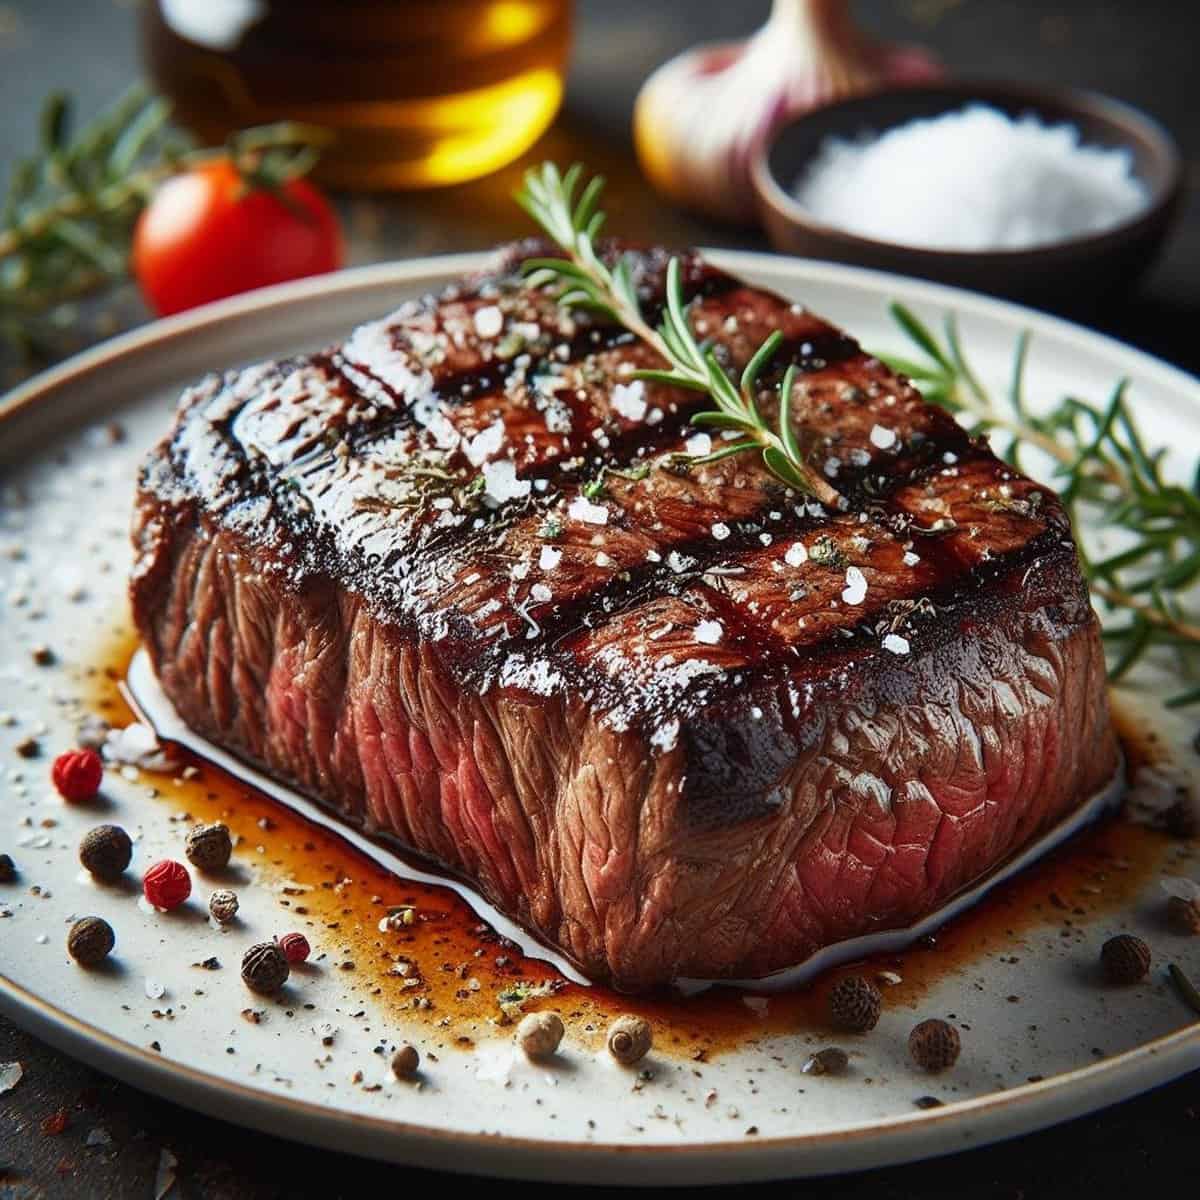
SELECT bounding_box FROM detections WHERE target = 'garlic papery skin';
[633,0,940,224]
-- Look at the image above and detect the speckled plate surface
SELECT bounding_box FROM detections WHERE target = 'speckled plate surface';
[1,253,1198,1186]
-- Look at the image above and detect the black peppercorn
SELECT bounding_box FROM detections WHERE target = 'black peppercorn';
[909,1019,961,1072]
[241,941,289,995]
[0,853,15,883]
[68,916,114,966]
[1101,934,1151,984]
[828,975,882,1032]
[391,1044,420,1078]
[79,824,132,882]
[185,822,233,872]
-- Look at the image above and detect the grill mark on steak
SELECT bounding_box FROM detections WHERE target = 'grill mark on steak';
[148,245,1062,740]
[131,242,1118,989]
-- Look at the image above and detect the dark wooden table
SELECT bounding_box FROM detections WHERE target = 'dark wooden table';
[2,2,1197,1194]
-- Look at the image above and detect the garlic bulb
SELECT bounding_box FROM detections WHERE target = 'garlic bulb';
[633,0,940,224]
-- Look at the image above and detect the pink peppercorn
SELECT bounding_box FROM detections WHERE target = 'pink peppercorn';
[277,932,311,964]
[143,859,191,910]
[51,749,103,802]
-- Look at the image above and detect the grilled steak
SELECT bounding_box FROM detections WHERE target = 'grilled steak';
[131,242,1118,990]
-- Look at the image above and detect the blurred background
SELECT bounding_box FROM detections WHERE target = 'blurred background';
[0,0,1196,392]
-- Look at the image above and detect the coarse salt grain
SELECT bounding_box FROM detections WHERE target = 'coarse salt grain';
[482,459,530,504]
[841,566,868,605]
[685,432,712,457]
[785,542,808,567]
[882,633,911,655]
[793,104,1146,252]
[869,424,897,449]
[472,305,504,339]
[568,496,608,525]
[610,380,647,422]
[650,719,680,753]
[539,545,562,571]
[465,421,505,466]
[694,620,723,645]
[903,550,921,566]
[711,522,731,541]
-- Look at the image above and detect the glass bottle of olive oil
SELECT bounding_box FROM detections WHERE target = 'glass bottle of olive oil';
[141,1,572,189]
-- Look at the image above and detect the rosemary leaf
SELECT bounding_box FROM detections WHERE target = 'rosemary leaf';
[881,302,1200,700]
[514,162,837,503]
[1,85,328,357]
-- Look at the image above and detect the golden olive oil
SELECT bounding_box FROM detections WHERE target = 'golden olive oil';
[141,1,571,189]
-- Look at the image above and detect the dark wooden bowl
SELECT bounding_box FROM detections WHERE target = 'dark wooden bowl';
[751,81,1183,310]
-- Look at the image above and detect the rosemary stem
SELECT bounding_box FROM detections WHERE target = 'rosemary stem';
[946,380,1124,487]
[1089,579,1200,643]
[0,159,180,261]
[0,121,326,263]
[885,302,1200,701]
[554,238,840,505]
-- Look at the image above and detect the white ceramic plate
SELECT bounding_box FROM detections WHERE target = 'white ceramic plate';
[1,253,1198,1186]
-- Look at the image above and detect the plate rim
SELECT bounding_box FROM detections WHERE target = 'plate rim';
[3,248,1198,425]
[2,249,1198,1183]
[4,968,1197,1184]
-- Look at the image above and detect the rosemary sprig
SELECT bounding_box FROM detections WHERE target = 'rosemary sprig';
[881,303,1200,703]
[1,85,328,355]
[515,162,839,506]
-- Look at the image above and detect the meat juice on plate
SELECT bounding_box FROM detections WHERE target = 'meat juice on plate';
[83,622,1187,1063]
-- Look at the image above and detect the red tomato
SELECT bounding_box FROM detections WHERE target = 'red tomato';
[133,160,343,316]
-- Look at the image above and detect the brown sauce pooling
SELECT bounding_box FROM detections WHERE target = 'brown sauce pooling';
[83,624,1184,1062]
